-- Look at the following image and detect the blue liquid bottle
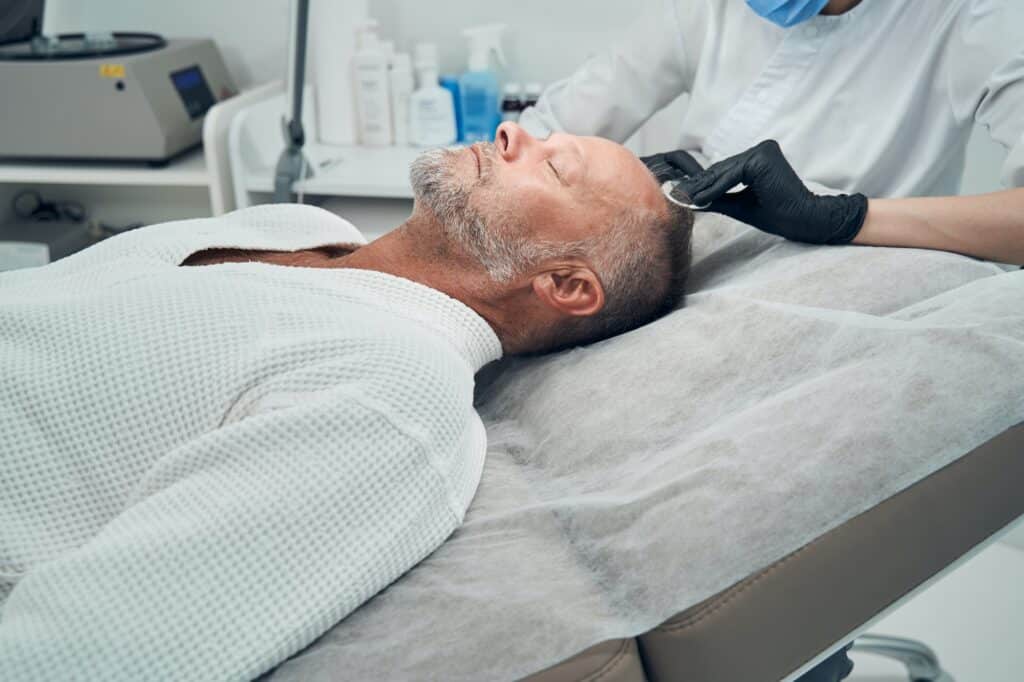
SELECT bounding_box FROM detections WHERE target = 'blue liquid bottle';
[459,24,506,143]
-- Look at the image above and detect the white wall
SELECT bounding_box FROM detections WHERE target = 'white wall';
[370,0,634,85]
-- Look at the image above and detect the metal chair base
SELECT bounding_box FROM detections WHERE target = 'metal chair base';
[850,633,952,681]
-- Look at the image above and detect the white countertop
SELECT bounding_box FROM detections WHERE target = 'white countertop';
[243,144,429,199]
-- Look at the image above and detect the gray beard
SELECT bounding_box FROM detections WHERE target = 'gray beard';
[408,146,527,283]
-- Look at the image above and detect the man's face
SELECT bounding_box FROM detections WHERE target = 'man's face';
[409,123,665,281]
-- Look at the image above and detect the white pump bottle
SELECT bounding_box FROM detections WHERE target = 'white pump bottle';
[409,43,457,147]
[352,20,393,146]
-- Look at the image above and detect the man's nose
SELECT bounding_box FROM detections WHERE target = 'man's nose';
[495,122,537,163]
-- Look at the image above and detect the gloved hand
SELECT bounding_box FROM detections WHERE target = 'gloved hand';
[640,149,705,184]
[672,140,869,245]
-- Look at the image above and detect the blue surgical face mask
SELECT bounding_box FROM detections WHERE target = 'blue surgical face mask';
[745,0,831,28]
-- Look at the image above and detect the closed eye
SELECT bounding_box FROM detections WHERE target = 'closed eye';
[547,159,567,186]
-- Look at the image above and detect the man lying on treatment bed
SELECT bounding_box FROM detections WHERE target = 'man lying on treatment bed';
[0,122,693,681]
[1,122,1021,681]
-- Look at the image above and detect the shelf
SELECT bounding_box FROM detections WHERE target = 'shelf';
[230,87,444,204]
[243,144,422,199]
[0,147,209,188]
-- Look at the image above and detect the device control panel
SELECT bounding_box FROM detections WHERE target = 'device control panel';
[170,65,215,120]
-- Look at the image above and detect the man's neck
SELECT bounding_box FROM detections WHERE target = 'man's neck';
[334,216,526,351]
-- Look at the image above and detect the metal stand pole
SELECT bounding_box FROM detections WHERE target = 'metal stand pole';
[272,0,312,203]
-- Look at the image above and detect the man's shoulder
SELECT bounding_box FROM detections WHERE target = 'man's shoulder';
[227,336,475,426]
[371,332,478,388]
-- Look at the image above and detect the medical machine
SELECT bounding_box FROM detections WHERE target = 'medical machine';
[0,0,236,163]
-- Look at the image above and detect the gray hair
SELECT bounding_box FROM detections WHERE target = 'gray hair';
[544,200,694,352]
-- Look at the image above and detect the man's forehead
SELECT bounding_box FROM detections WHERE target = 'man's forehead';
[578,135,662,208]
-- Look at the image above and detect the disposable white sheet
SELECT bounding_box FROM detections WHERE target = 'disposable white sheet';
[264,214,1024,681]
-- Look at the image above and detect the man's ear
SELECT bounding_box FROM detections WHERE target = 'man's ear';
[531,266,605,317]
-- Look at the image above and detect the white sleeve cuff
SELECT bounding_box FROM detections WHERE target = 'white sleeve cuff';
[1001,133,1024,187]
[517,106,554,139]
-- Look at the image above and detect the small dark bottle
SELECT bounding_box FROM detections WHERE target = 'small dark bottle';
[501,82,523,123]
[523,82,543,110]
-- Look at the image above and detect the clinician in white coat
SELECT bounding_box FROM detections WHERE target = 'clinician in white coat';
[519,0,1024,199]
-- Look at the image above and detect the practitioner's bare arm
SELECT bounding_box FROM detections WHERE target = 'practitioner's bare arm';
[855,189,1024,265]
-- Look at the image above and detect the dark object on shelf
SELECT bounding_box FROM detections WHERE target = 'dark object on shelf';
[0,2,162,59]
[0,219,99,267]
[13,189,86,223]
[3,189,94,268]
[0,0,43,46]
[0,31,166,60]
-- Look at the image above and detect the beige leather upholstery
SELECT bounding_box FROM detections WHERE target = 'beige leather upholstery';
[520,422,1024,682]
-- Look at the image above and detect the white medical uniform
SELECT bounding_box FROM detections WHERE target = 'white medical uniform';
[519,0,1024,198]
[0,205,502,681]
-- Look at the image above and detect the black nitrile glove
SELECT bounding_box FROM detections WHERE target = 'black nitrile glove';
[641,149,705,184]
[673,140,869,245]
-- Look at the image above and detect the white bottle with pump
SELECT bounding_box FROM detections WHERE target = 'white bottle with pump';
[390,53,414,146]
[352,20,393,146]
[409,43,457,147]
[459,24,507,143]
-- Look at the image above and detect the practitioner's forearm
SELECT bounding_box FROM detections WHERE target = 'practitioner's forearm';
[853,189,1024,265]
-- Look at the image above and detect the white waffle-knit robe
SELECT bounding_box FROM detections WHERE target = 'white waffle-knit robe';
[0,205,503,681]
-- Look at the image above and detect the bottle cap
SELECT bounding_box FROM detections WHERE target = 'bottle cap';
[356,19,381,50]
[414,42,439,70]
[463,24,507,72]
[503,82,522,96]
